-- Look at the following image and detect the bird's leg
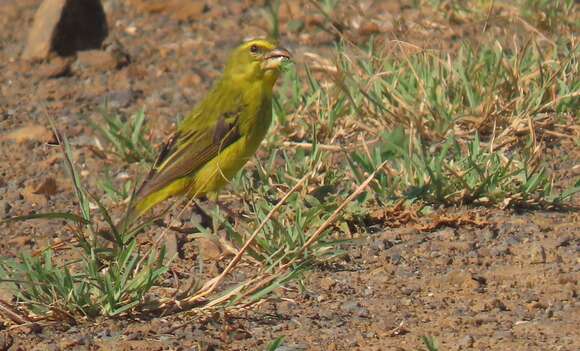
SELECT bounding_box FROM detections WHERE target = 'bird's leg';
[191,197,214,229]
[159,197,213,234]
[199,194,241,235]
[166,196,237,234]
[215,199,237,221]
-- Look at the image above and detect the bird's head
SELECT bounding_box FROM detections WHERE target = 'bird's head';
[224,39,291,87]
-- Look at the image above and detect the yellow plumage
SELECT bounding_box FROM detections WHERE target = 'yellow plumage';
[128,39,290,222]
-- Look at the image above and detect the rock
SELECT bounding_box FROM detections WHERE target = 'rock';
[33,178,59,197]
[451,241,475,253]
[22,0,108,60]
[1,125,54,144]
[319,277,336,291]
[490,298,508,311]
[59,335,90,349]
[36,57,72,78]
[435,227,456,241]
[103,39,130,67]
[505,236,521,246]
[490,243,510,257]
[165,232,179,261]
[196,237,222,260]
[445,271,480,290]
[178,73,203,90]
[0,200,11,217]
[387,251,402,265]
[497,223,515,237]
[529,244,546,264]
[341,301,370,318]
[75,50,121,71]
[104,90,138,109]
[128,0,209,21]
[481,228,497,241]
[277,300,297,315]
[371,238,391,251]
[458,335,475,349]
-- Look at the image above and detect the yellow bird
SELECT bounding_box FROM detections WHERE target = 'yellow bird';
[127,39,291,222]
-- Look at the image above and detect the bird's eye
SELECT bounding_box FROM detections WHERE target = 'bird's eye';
[250,45,259,53]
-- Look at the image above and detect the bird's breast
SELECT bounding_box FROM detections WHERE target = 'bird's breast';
[239,82,273,139]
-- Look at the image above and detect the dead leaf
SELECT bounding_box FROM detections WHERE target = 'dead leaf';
[127,0,207,20]
[8,235,33,247]
[367,201,423,228]
[39,154,63,168]
[33,177,59,197]
[1,125,54,144]
[22,183,47,207]
[416,212,490,232]
[18,177,60,208]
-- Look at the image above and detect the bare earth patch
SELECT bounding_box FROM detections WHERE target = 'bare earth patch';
[1,1,578,350]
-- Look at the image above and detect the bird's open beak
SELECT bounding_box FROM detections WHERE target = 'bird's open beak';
[262,48,291,70]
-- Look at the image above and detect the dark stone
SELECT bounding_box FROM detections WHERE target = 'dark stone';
[53,0,108,56]
[23,0,108,60]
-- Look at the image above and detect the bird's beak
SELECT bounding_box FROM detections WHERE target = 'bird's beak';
[262,48,291,70]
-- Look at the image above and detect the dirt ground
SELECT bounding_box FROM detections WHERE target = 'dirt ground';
[0,0,578,350]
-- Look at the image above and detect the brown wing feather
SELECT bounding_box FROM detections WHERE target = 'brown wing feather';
[146,132,180,179]
[136,113,241,198]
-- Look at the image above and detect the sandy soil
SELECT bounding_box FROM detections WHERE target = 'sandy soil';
[0,1,578,350]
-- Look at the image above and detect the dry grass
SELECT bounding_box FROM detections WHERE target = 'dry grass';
[1,0,578,328]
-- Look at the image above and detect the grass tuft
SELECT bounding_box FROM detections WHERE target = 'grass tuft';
[0,131,167,320]
[2,0,578,331]
[87,107,155,164]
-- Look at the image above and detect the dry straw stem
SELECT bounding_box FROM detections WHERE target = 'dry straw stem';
[0,299,33,325]
[158,159,386,314]
[178,172,313,306]
[180,160,386,312]
[281,137,381,152]
[223,159,389,309]
[290,160,388,260]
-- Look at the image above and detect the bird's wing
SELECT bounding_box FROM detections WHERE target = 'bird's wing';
[136,109,242,198]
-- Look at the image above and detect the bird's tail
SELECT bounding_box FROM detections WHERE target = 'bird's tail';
[116,192,149,233]
[116,202,141,234]
[117,187,176,232]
